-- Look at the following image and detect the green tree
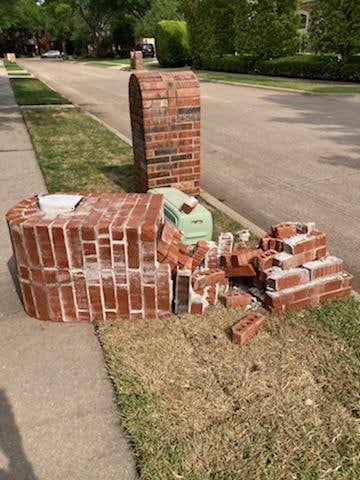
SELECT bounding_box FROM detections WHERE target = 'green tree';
[0,0,45,54]
[310,0,360,63]
[73,0,150,55]
[184,0,236,67]
[43,1,78,53]
[135,0,183,37]
[235,0,300,59]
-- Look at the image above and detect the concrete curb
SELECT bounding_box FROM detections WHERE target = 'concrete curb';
[85,111,133,146]
[20,104,75,109]
[199,190,267,238]
[198,78,357,96]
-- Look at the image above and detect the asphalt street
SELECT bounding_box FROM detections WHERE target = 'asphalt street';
[20,58,360,288]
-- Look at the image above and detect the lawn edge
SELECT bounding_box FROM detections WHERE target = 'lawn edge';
[197,77,359,96]
[15,60,72,104]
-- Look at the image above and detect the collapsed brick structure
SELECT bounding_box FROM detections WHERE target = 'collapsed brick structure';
[6,193,172,322]
[155,220,354,316]
[129,71,201,195]
[261,223,354,313]
[6,192,353,324]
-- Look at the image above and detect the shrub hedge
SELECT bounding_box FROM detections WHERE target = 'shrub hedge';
[199,55,360,82]
[155,20,191,67]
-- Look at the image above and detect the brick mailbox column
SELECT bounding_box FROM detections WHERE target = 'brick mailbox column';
[130,51,144,70]
[129,71,201,195]
[6,193,172,322]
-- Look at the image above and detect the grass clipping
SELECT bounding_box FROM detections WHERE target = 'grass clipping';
[99,299,360,479]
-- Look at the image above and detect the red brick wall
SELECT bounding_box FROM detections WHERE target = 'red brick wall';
[6,193,172,322]
[129,71,201,195]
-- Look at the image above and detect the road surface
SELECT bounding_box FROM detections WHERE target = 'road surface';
[19,58,360,288]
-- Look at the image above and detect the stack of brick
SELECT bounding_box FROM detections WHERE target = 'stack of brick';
[156,223,232,314]
[261,223,354,313]
[157,220,353,317]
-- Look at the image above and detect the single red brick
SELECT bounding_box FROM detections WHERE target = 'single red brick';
[51,225,69,268]
[274,250,317,270]
[265,267,310,291]
[129,270,142,312]
[220,291,253,309]
[144,286,156,318]
[20,281,37,318]
[66,221,83,268]
[303,256,343,280]
[190,300,204,315]
[102,276,116,310]
[22,224,40,267]
[316,246,328,259]
[36,225,55,267]
[89,285,104,321]
[320,287,352,303]
[116,287,130,319]
[224,264,257,278]
[283,234,316,255]
[73,271,89,310]
[47,284,63,321]
[61,285,77,321]
[271,223,297,240]
[231,248,262,267]
[232,313,266,346]
[254,250,278,271]
[181,196,198,214]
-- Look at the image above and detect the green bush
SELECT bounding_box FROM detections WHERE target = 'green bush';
[184,0,236,69]
[255,55,341,80]
[155,20,190,67]
[199,54,360,82]
[341,63,360,82]
[201,55,257,74]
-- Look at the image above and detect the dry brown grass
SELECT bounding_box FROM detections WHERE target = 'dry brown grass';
[99,302,360,479]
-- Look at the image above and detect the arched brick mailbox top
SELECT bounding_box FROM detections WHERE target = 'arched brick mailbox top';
[129,70,201,195]
[6,193,172,322]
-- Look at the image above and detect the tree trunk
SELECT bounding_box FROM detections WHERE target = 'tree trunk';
[341,47,351,64]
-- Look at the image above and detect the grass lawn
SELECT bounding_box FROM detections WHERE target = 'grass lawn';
[22,108,133,192]
[98,298,360,479]
[3,60,24,71]
[197,71,360,94]
[22,105,360,479]
[77,57,154,68]
[10,78,70,105]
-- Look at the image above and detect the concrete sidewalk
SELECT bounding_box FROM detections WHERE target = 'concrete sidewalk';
[0,62,137,479]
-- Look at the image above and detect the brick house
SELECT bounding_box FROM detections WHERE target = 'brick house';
[300,0,317,30]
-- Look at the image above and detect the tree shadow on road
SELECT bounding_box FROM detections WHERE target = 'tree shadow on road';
[0,389,38,480]
[263,92,360,170]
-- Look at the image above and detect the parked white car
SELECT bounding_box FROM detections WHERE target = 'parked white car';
[41,50,62,59]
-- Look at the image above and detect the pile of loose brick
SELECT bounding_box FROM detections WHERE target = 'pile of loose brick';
[156,220,354,316]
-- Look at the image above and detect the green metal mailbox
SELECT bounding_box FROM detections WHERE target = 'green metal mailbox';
[147,187,213,245]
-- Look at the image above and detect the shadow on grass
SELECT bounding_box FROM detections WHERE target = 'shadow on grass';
[99,163,135,192]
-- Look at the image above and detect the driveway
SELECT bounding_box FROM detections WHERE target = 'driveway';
[19,58,360,288]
